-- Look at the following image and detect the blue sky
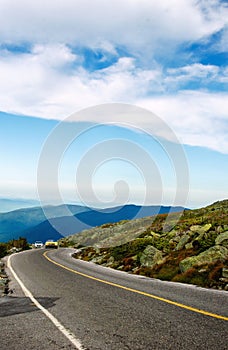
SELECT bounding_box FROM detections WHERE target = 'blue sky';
[0,0,227,209]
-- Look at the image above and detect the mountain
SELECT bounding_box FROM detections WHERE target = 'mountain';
[0,204,186,243]
[74,204,185,227]
[0,204,90,242]
[23,204,186,244]
[0,198,40,213]
[20,215,92,243]
[65,199,228,290]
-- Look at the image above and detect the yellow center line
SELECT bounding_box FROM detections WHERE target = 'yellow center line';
[43,251,228,321]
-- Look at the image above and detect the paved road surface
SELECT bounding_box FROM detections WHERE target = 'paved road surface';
[1,248,228,349]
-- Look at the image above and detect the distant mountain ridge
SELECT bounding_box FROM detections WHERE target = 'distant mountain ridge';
[0,198,40,213]
[0,202,186,243]
[0,204,90,242]
[75,204,185,226]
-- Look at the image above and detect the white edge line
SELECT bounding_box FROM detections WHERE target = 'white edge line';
[7,253,84,350]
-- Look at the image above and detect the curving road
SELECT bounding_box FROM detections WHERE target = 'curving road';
[1,248,228,350]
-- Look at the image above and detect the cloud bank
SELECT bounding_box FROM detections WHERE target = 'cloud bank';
[0,0,228,153]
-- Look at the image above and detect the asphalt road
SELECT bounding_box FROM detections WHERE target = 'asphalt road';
[1,248,228,350]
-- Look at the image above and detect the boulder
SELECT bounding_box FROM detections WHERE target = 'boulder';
[179,246,228,272]
[222,268,228,279]
[140,245,163,268]
[190,224,212,233]
[185,242,193,250]
[150,231,160,239]
[215,231,228,248]
[175,234,190,250]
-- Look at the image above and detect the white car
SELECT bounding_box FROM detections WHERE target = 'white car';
[34,241,44,248]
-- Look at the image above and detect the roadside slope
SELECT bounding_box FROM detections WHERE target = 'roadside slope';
[64,200,228,289]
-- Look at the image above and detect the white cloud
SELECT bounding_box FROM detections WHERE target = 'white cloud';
[0,44,227,154]
[0,0,227,53]
[0,1,228,155]
[31,44,77,67]
[167,63,219,83]
[0,44,78,115]
[138,91,228,153]
[218,25,228,52]
[0,46,162,117]
[219,66,228,82]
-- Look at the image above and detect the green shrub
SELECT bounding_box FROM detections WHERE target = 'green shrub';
[110,237,154,261]
[153,265,180,281]
[208,261,224,282]
[172,261,226,288]
[197,231,217,252]
[7,237,30,251]
[0,243,7,258]
[148,248,195,281]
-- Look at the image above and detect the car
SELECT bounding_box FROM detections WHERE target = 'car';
[45,239,58,249]
[34,241,44,248]
[34,241,43,248]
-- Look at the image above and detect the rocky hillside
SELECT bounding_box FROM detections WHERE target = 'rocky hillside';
[61,200,228,290]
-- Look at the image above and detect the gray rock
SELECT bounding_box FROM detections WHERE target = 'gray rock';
[179,246,228,273]
[91,256,105,264]
[185,242,193,249]
[190,224,212,233]
[215,231,228,248]
[175,234,190,250]
[222,267,228,279]
[140,245,163,268]
[105,256,115,267]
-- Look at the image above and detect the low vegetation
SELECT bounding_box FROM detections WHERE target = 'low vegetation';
[61,200,228,290]
[0,237,30,258]
[0,236,30,296]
